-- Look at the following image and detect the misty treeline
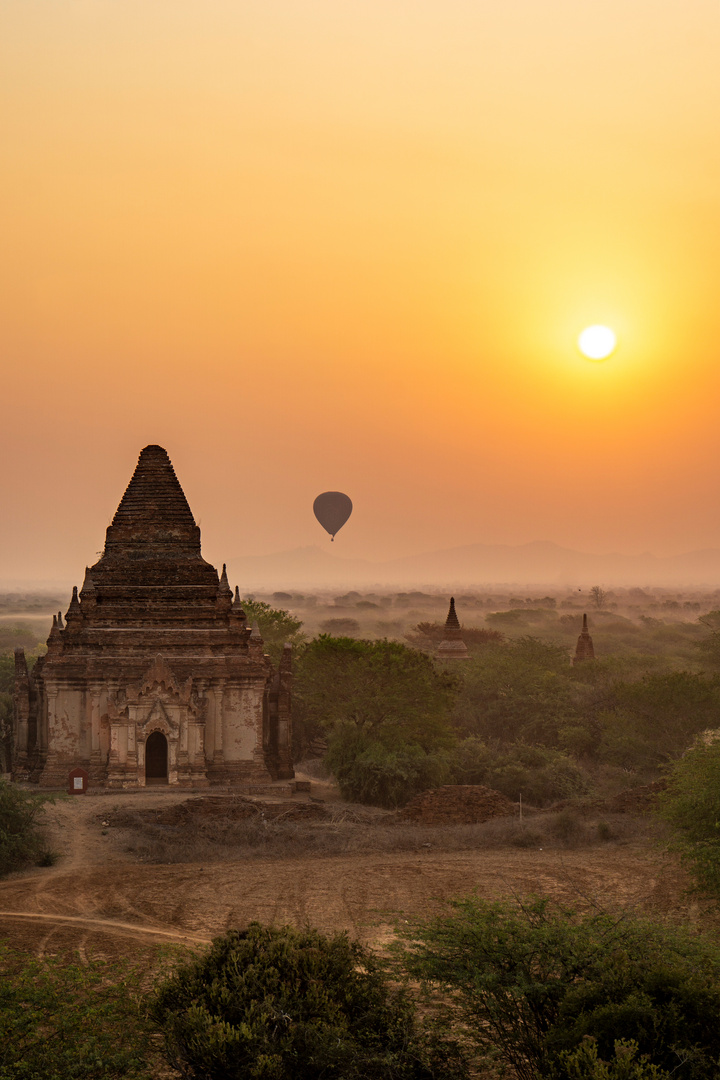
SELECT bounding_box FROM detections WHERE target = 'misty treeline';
[291,621,720,810]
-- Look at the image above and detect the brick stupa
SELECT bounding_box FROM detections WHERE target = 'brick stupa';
[436,597,470,661]
[572,613,595,665]
[13,445,294,788]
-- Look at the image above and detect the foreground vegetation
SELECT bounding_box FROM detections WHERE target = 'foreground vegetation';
[0,945,156,1080]
[4,898,720,1080]
[0,781,52,877]
[4,590,720,1078]
[400,896,720,1080]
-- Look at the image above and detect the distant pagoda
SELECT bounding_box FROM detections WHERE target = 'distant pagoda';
[572,613,595,665]
[436,597,470,661]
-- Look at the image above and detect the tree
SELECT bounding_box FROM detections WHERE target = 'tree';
[0,945,154,1079]
[0,694,12,774]
[294,636,457,804]
[657,739,720,897]
[450,738,587,805]
[450,638,580,747]
[599,672,720,769]
[0,780,52,876]
[295,636,456,749]
[590,586,608,610]
[238,599,305,663]
[399,895,720,1080]
[150,923,453,1080]
[696,611,720,667]
[325,731,451,808]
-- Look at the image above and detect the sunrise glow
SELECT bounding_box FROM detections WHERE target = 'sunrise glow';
[1,1,720,581]
[578,326,617,361]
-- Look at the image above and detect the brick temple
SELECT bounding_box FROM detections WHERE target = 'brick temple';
[13,445,294,788]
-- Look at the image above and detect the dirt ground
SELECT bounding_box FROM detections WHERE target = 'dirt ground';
[0,782,705,965]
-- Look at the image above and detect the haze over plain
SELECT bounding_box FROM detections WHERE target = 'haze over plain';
[2,1,720,585]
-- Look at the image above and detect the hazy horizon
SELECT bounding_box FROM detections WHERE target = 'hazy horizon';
[3,3,720,582]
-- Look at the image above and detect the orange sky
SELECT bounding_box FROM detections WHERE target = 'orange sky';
[2,0,720,584]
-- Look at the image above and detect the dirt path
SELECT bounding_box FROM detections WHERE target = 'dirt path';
[0,791,697,962]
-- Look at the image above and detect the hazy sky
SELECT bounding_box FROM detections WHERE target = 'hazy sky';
[3,1,720,583]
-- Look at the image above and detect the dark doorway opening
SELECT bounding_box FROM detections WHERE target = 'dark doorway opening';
[145,731,168,783]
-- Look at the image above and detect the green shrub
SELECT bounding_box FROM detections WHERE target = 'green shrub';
[550,1038,671,1079]
[399,895,720,1080]
[657,740,720,897]
[0,780,51,876]
[151,923,453,1080]
[296,636,457,798]
[451,641,581,747]
[598,672,720,770]
[451,738,587,805]
[0,945,154,1079]
[326,726,451,807]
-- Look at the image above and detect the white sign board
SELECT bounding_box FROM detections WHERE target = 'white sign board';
[73,777,84,790]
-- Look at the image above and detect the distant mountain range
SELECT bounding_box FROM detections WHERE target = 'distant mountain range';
[226,541,720,591]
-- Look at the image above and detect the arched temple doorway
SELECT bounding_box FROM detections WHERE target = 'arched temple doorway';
[145,731,168,784]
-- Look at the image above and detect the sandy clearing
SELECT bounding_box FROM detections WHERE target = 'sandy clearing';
[0,789,699,962]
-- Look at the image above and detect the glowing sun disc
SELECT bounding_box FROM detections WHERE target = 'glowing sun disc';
[578,325,616,360]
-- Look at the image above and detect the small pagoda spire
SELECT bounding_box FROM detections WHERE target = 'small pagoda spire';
[232,586,247,622]
[215,563,233,613]
[65,586,83,627]
[80,567,96,596]
[437,596,469,661]
[445,597,461,631]
[57,610,64,630]
[48,613,62,651]
[573,613,595,665]
[249,620,263,643]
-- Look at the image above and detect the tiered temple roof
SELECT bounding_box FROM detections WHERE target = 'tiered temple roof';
[79,445,230,627]
[436,597,470,661]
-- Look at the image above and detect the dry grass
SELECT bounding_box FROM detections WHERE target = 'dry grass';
[105,801,665,865]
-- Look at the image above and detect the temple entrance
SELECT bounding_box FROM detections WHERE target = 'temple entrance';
[145,731,168,783]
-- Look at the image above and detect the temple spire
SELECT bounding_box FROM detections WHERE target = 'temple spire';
[437,597,469,661]
[232,586,247,624]
[101,445,201,556]
[573,613,595,664]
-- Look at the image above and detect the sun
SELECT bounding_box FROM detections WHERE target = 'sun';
[578,325,617,360]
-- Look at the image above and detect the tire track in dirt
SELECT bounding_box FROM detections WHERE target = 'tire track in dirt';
[0,911,211,946]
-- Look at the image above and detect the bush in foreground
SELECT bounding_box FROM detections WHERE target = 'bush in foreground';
[657,739,720,897]
[151,923,454,1080]
[0,779,51,876]
[0,945,154,1080]
[399,895,720,1080]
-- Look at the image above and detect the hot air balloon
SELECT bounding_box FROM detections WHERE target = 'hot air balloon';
[313,491,352,541]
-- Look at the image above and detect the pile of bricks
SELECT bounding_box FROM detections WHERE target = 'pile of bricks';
[396,785,514,825]
[603,780,666,814]
[108,794,330,830]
